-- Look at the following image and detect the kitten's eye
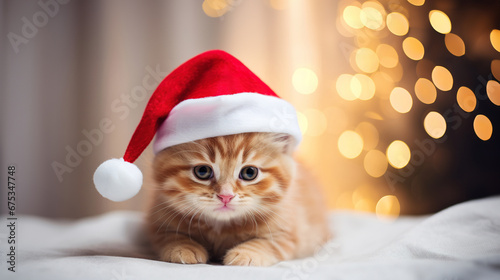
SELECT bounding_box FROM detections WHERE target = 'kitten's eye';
[193,165,213,180]
[239,166,258,181]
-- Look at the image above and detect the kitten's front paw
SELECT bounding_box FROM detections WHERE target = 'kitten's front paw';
[161,243,208,264]
[223,247,278,266]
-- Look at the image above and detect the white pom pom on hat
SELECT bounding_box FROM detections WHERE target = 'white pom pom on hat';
[93,158,142,202]
[93,50,302,201]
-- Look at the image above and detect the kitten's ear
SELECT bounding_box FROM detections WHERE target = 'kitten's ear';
[272,133,295,155]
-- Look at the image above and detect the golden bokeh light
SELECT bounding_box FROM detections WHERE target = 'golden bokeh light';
[376,195,401,220]
[414,78,437,104]
[429,10,452,34]
[376,44,399,68]
[432,66,453,91]
[364,150,388,177]
[407,0,425,6]
[444,33,465,57]
[356,122,379,150]
[202,0,229,18]
[492,60,500,81]
[456,86,477,112]
[338,130,364,159]
[402,37,425,60]
[343,5,364,29]
[390,87,413,113]
[386,140,411,169]
[303,108,327,137]
[486,80,500,106]
[473,115,493,141]
[355,48,379,73]
[292,68,318,95]
[269,0,288,10]
[336,74,358,101]
[386,12,409,36]
[352,184,376,212]
[424,111,447,139]
[352,74,376,100]
[296,111,308,135]
[354,198,375,212]
[360,6,384,30]
[491,29,500,52]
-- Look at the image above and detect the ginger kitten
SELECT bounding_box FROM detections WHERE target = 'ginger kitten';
[147,132,330,266]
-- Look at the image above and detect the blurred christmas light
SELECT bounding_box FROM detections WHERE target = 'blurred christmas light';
[492,60,500,81]
[352,184,377,212]
[296,111,308,135]
[402,37,425,60]
[424,111,447,139]
[364,150,388,177]
[360,5,384,30]
[353,74,376,100]
[381,62,404,83]
[432,66,453,91]
[376,44,399,68]
[386,12,409,36]
[343,5,364,29]
[474,115,493,141]
[407,0,425,6]
[202,0,228,18]
[486,80,500,106]
[456,86,477,112]
[376,195,400,220]
[338,130,364,159]
[386,140,411,169]
[303,108,327,137]
[269,0,288,10]
[444,33,465,57]
[331,0,498,213]
[355,198,375,212]
[356,122,379,150]
[414,78,437,104]
[292,68,318,95]
[390,87,413,113]
[355,48,379,73]
[336,74,359,101]
[491,29,500,52]
[429,10,452,34]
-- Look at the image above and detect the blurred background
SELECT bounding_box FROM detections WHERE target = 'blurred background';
[1,0,499,219]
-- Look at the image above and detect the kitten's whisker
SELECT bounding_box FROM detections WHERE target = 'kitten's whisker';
[176,206,198,236]
[197,211,208,243]
[149,200,181,215]
[253,204,288,228]
[150,199,192,225]
[252,208,274,244]
[188,207,203,239]
[159,202,193,233]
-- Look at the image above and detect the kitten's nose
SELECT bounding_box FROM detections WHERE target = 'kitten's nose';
[217,194,234,204]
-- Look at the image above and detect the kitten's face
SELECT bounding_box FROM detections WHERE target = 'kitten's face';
[153,133,295,223]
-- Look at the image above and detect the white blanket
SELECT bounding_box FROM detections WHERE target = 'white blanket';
[1,196,499,280]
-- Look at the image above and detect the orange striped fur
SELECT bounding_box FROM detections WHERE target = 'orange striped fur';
[147,133,330,266]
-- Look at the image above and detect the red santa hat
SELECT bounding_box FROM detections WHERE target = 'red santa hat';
[93,50,302,201]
